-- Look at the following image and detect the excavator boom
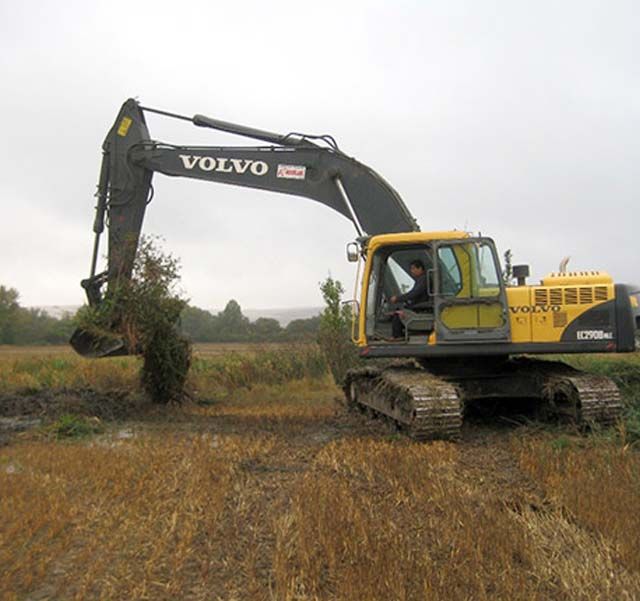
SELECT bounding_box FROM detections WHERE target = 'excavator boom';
[72,98,418,356]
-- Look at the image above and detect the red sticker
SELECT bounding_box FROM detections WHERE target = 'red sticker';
[277,164,306,180]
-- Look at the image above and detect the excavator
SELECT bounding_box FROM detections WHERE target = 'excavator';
[71,98,640,439]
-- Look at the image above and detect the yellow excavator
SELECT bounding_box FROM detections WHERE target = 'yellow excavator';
[71,99,639,439]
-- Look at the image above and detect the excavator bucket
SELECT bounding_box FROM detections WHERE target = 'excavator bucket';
[69,328,128,358]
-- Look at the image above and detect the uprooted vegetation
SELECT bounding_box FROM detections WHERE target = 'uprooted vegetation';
[75,237,192,404]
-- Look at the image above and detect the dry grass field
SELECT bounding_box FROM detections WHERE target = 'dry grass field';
[1,346,639,600]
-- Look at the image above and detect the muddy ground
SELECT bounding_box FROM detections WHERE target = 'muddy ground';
[2,386,638,600]
[0,385,592,514]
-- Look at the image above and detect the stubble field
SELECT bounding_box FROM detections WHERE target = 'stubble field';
[1,345,639,600]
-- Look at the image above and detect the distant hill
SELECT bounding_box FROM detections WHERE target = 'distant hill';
[31,305,80,319]
[33,305,323,327]
[216,307,323,327]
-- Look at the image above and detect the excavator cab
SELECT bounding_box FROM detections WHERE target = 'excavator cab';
[363,243,435,342]
[359,234,510,349]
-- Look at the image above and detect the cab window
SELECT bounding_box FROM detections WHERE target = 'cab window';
[387,256,415,294]
[477,243,500,290]
[437,242,500,298]
[437,247,462,295]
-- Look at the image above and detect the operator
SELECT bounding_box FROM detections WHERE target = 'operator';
[390,259,430,339]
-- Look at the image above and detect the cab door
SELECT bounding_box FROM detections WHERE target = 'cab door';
[433,239,510,343]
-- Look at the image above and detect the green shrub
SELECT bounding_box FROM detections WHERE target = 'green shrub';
[51,414,102,439]
[317,276,360,385]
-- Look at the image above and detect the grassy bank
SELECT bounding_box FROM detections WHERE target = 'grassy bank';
[1,348,639,437]
[0,344,328,398]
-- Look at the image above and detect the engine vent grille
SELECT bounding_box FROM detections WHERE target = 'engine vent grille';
[534,289,548,306]
[565,288,578,304]
[532,286,610,306]
[579,288,594,304]
[550,289,563,305]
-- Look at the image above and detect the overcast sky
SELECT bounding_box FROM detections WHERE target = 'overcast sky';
[1,0,638,311]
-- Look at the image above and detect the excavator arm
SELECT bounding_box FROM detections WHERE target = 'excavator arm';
[72,98,419,357]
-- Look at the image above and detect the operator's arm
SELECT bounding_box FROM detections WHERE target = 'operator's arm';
[393,275,428,305]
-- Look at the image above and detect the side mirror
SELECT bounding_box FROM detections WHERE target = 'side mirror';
[346,242,360,263]
[341,299,360,312]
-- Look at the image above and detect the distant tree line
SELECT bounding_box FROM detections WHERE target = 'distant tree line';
[0,285,320,345]
[180,300,321,342]
[0,286,75,345]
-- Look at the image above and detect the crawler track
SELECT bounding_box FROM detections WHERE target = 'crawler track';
[345,366,463,441]
[542,369,623,427]
[345,359,624,441]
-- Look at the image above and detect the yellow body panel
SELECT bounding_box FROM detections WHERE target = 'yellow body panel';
[506,287,531,342]
[452,245,472,298]
[506,280,615,343]
[366,230,470,253]
[439,303,505,330]
[479,303,504,328]
[440,305,478,329]
[540,271,613,287]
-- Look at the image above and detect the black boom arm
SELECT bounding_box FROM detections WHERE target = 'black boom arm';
[87,99,417,293]
[75,98,419,356]
[132,142,418,232]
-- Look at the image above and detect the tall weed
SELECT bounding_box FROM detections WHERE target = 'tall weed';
[317,276,360,385]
